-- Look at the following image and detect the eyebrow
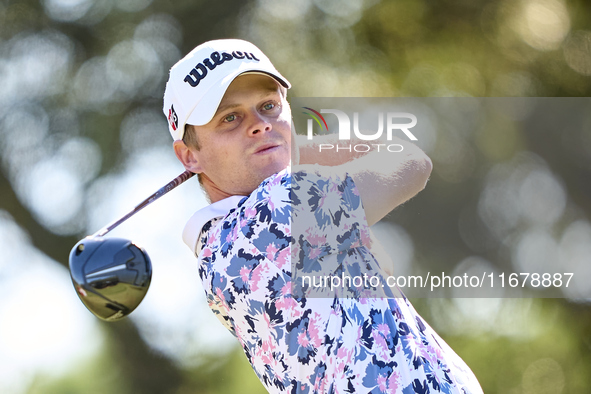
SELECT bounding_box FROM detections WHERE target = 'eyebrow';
[215,87,280,116]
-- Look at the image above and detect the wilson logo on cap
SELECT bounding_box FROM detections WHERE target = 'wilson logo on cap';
[184,50,260,87]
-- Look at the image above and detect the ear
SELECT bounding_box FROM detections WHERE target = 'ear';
[173,140,204,173]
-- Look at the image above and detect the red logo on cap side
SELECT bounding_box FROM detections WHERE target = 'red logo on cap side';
[168,105,178,131]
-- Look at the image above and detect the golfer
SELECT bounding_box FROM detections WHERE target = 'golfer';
[163,39,483,393]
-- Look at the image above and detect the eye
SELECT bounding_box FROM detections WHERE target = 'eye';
[223,114,236,123]
[262,102,276,111]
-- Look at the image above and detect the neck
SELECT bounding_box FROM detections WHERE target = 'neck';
[200,174,249,203]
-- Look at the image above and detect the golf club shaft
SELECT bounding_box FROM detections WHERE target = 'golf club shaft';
[92,170,195,237]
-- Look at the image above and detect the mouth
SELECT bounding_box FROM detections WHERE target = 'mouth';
[254,142,282,155]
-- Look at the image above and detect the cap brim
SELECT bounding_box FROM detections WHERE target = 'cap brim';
[185,70,290,127]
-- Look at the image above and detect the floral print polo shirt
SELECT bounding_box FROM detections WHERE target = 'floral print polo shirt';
[183,167,483,394]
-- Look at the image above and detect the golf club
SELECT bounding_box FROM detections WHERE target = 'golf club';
[69,170,195,321]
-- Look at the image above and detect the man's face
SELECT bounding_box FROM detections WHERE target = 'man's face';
[188,74,293,196]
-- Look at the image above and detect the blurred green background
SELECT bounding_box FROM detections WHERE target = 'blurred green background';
[1,0,590,393]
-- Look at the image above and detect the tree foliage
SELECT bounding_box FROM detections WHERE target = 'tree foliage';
[1,0,590,393]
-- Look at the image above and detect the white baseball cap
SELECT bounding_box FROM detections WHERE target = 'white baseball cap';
[162,39,291,141]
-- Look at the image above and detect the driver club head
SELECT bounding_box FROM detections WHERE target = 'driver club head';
[69,236,152,322]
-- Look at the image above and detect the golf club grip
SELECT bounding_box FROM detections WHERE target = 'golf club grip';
[92,170,195,237]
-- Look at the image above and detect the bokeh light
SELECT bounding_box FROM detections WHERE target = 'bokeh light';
[563,30,591,76]
[513,0,571,51]
[0,31,74,104]
[42,0,94,22]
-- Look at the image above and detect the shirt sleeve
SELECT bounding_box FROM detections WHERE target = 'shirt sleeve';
[291,168,388,298]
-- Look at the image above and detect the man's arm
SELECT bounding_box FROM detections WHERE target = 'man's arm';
[295,134,432,226]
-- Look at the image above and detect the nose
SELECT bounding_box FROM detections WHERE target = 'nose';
[246,110,272,136]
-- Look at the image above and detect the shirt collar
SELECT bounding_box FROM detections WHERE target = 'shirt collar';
[182,195,245,253]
